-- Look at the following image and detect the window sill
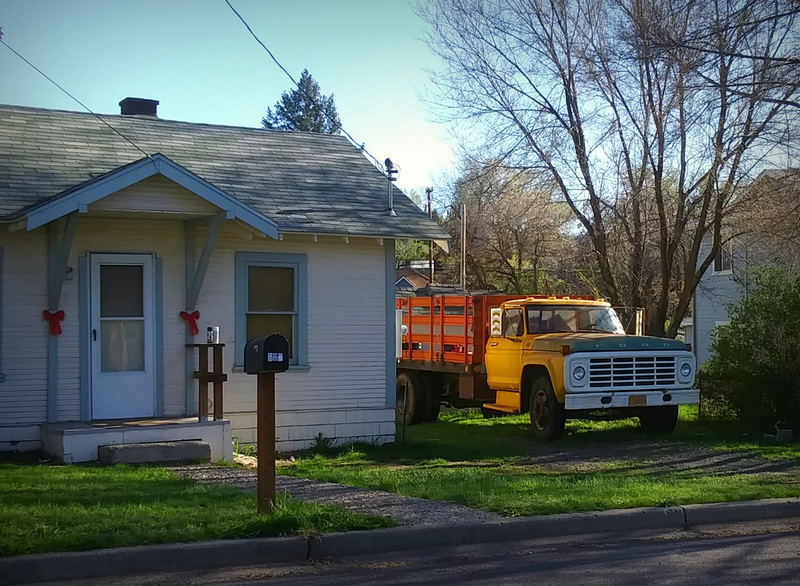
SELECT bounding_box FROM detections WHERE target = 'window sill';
[232,365,310,373]
[712,270,733,276]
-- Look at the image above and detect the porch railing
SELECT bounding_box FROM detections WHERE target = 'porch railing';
[186,343,227,420]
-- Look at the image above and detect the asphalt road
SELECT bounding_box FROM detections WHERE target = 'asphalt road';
[46,519,800,586]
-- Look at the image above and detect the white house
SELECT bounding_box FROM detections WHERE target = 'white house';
[691,169,800,365]
[0,99,449,462]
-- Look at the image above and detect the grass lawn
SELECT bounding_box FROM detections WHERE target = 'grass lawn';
[281,407,800,517]
[0,457,393,557]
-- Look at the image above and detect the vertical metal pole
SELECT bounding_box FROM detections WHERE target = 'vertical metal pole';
[257,372,276,514]
[460,203,466,291]
[427,187,434,284]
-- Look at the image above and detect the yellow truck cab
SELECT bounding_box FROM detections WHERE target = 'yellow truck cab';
[482,297,698,439]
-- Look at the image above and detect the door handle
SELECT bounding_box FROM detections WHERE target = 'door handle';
[93,329,97,341]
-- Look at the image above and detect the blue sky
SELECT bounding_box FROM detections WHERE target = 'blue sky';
[0,0,454,194]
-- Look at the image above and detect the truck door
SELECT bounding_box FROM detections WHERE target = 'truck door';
[485,307,524,391]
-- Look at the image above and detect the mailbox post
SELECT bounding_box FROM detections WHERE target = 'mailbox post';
[244,334,289,514]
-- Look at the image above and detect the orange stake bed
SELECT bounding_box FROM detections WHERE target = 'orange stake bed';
[396,295,522,366]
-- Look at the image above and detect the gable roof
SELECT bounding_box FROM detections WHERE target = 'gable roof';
[24,154,279,236]
[395,266,431,289]
[0,104,450,241]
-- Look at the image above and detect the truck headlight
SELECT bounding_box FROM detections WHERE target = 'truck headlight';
[572,365,586,381]
[677,358,694,383]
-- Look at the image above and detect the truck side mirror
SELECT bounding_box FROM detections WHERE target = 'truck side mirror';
[244,334,289,374]
[489,307,502,337]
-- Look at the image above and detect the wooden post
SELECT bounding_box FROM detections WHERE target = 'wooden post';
[198,345,209,421]
[257,372,276,513]
[213,345,224,420]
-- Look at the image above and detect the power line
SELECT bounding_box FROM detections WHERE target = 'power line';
[223,0,387,173]
[1,38,153,161]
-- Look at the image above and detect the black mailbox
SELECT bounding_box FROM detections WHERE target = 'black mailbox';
[244,334,289,374]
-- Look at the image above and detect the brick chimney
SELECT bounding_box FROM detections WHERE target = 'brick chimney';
[119,97,159,116]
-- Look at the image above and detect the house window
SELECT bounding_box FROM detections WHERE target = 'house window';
[235,252,307,367]
[713,240,733,274]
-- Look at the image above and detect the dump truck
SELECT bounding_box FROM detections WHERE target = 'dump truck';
[395,295,698,440]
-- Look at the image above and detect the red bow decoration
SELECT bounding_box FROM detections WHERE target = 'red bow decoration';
[180,310,200,336]
[43,309,65,336]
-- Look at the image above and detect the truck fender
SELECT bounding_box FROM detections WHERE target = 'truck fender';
[519,365,551,413]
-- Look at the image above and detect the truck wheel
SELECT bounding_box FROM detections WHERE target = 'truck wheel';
[396,372,426,426]
[639,405,679,433]
[529,375,566,440]
[423,385,442,422]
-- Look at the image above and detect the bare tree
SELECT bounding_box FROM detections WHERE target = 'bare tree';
[442,159,573,293]
[419,0,800,336]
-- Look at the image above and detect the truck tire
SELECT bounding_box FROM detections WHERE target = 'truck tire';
[396,372,426,426]
[422,384,442,422]
[529,375,566,440]
[639,405,679,433]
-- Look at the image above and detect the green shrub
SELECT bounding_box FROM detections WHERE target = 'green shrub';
[703,266,800,433]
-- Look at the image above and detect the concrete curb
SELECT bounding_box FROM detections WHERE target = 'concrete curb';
[2,497,799,585]
[0,536,309,585]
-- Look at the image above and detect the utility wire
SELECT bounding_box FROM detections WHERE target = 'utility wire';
[224,0,387,172]
[1,37,153,161]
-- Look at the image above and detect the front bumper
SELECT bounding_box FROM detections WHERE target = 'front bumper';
[564,389,699,410]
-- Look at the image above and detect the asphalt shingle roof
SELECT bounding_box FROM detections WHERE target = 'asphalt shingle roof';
[0,104,449,240]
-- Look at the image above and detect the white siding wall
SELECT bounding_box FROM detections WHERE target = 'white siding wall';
[0,229,48,429]
[89,176,219,216]
[1,204,395,453]
[197,231,394,451]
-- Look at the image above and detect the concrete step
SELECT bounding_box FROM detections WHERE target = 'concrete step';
[98,440,211,465]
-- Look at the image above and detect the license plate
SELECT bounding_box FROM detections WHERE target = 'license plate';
[628,395,647,407]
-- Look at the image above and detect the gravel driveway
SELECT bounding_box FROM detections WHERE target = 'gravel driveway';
[170,465,503,526]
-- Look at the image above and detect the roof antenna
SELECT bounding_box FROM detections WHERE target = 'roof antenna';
[385,158,398,216]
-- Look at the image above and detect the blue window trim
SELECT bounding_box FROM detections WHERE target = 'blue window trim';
[234,252,308,368]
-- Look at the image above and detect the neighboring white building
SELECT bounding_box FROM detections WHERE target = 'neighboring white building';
[692,169,800,365]
[0,100,448,461]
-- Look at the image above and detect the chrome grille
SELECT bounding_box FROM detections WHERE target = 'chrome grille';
[588,355,676,388]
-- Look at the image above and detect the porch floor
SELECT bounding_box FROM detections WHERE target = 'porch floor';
[51,417,206,430]
[42,418,232,464]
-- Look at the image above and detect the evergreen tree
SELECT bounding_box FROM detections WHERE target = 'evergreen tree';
[262,69,341,134]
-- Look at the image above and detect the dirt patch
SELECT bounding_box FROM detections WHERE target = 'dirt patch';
[515,441,800,476]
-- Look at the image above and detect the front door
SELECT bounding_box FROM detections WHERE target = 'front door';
[90,254,156,419]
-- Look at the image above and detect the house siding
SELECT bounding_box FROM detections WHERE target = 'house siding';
[89,175,219,216]
[0,229,48,428]
[1,209,395,452]
[694,237,751,365]
[197,231,394,451]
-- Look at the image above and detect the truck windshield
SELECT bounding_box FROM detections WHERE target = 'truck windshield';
[525,305,626,334]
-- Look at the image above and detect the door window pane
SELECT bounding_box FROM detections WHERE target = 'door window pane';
[249,267,294,311]
[101,265,143,317]
[101,320,145,372]
[247,314,293,358]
